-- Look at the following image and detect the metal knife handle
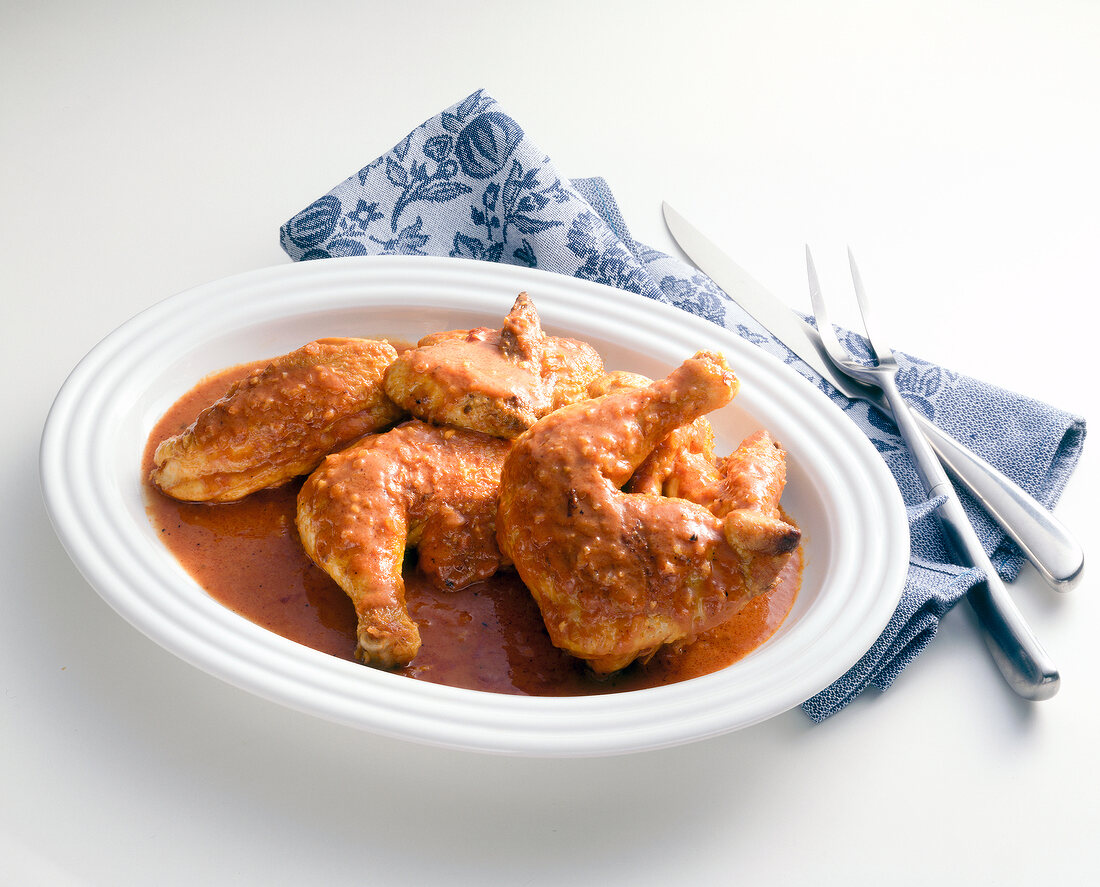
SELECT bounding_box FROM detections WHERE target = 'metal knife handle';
[914,413,1083,591]
[884,378,1060,700]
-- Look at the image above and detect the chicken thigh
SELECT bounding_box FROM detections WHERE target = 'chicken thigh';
[296,420,512,668]
[383,292,603,438]
[497,352,800,674]
[152,338,403,503]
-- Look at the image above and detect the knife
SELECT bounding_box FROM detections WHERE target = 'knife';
[662,202,1084,591]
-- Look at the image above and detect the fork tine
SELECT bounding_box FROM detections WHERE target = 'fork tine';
[847,248,892,363]
[805,246,853,367]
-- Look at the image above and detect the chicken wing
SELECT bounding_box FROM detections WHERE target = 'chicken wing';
[497,352,800,674]
[151,338,403,503]
[383,292,603,438]
[296,420,512,668]
[617,377,801,595]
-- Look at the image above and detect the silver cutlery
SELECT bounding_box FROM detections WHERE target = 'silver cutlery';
[662,202,1084,592]
[807,247,1058,700]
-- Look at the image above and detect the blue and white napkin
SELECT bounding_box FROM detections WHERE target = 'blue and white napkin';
[280,89,1086,720]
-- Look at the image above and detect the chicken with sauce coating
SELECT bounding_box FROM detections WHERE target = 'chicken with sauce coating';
[296,420,512,668]
[151,338,403,503]
[383,292,603,438]
[497,351,801,674]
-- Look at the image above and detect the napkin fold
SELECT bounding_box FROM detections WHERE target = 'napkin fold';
[280,89,1087,720]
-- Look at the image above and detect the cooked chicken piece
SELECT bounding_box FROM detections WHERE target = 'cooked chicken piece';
[497,352,800,674]
[296,420,512,668]
[384,292,603,438]
[709,429,791,517]
[689,429,799,593]
[604,369,801,589]
[627,418,719,503]
[151,338,403,503]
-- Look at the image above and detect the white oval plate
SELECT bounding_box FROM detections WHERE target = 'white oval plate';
[41,256,907,756]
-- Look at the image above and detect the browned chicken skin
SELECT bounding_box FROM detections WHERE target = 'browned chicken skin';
[296,420,512,668]
[497,352,801,674]
[151,338,403,503]
[383,292,603,438]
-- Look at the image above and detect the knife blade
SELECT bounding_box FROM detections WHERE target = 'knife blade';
[662,201,1083,591]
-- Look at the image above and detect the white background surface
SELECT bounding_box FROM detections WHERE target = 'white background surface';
[3,1,1096,884]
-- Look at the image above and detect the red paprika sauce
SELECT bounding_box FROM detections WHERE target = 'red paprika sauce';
[143,361,800,696]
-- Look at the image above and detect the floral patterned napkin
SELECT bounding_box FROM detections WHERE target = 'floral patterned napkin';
[280,89,1086,720]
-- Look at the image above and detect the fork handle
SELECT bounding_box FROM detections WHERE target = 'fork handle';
[913,412,1083,591]
[884,380,1060,700]
[931,489,1061,700]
